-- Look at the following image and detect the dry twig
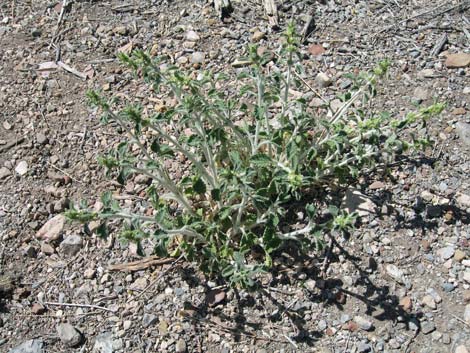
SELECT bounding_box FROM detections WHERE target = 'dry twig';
[108,255,174,272]
[43,301,115,313]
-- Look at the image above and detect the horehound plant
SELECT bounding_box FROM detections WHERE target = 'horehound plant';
[66,24,444,287]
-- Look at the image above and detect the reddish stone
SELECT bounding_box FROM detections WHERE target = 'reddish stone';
[31,303,46,315]
[308,44,325,56]
[399,296,412,312]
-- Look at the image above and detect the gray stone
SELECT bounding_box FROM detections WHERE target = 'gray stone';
[431,330,442,341]
[421,321,436,334]
[344,188,377,217]
[93,332,123,353]
[464,304,470,324]
[31,28,41,37]
[441,333,451,344]
[36,133,48,145]
[191,52,205,65]
[317,319,327,331]
[0,167,11,179]
[357,342,371,353]
[251,30,266,42]
[418,69,435,78]
[422,295,437,309]
[175,339,187,353]
[113,26,128,35]
[56,323,83,347]
[15,161,28,176]
[413,87,430,103]
[426,205,441,218]
[130,277,148,291]
[408,319,419,332]
[456,345,469,353]
[388,338,401,349]
[438,246,455,260]
[60,234,83,256]
[354,316,374,331]
[442,282,455,292]
[9,339,43,353]
[142,313,158,327]
[386,264,406,284]
[456,122,470,146]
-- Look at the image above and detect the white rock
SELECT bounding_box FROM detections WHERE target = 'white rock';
[456,193,470,208]
[463,271,470,283]
[185,30,200,42]
[15,161,28,176]
[456,345,469,353]
[315,72,332,88]
[354,316,374,331]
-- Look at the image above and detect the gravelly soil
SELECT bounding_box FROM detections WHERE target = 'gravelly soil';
[1,0,470,352]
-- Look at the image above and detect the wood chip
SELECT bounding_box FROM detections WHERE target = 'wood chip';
[429,33,447,57]
[264,0,279,29]
[57,61,87,80]
[213,0,232,19]
[108,256,174,272]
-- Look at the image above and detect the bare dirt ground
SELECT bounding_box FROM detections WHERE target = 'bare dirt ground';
[1,0,470,352]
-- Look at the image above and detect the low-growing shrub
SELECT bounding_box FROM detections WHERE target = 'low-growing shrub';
[66,24,444,287]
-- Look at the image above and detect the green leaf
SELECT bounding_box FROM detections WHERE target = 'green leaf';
[192,177,206,195]
[211,188,221,201]
[101,191,113,208]
[250,153,272,167]
[306,204,317,219]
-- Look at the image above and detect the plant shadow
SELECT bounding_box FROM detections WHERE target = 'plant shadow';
[179,237,424,349]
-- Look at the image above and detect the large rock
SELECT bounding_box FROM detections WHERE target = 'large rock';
[445,53,470,68]
[465,304,470,324]
[15,161,28,176]
[36,215,66,241]
[60,234,83,256]
[315,72,332,88]
[343,188,377,217]
[9,339,44,353]
[353,316,374,331]
[93,332,123,353]
[185,30,200,42]
[0,167,11,179]
[385,264,406,284]
[456,122,470,147]
[56,323,83,347]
